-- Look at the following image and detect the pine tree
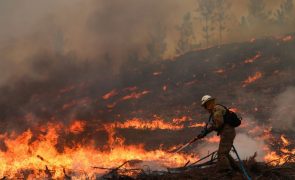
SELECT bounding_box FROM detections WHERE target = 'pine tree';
[274,0,294,25]
[197,0,216,47]
[215,0,231,45]
[146,24,167,62]
[176,12,198,54]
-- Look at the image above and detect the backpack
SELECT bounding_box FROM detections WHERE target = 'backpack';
[217,104,241,127]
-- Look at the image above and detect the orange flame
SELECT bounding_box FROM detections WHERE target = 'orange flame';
[282,35,293,42]
[121,90,150,101]
[102,89,118,100]
[264,135,294,165]
[69,120,86,134]
[214,69,225,74]
[280,135,290,146]
[153,72,162,76]
[244,52,261,64]
[111,118,184,131]
[204,136,220,143]
[242,72,262,87]
[162,85,167,91]
[188,122,206,128]
[0,122,196,179]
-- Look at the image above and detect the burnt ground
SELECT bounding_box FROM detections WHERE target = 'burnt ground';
[0,33,294,149]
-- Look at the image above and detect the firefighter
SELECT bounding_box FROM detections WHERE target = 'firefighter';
[197,95,237,173]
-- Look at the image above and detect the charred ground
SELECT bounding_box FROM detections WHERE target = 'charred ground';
[0,34,294,149]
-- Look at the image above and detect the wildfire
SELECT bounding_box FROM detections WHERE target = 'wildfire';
[0,122,196,179]
[242,71,262,87]
[264,135,295,165]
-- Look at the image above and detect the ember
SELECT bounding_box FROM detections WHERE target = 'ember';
[242,71,263,87]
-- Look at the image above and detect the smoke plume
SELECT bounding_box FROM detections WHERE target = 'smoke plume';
[270,86,295,131]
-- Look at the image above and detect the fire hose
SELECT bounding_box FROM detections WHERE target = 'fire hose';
[232,145,252,180]
[172,137,201,153]
[172,138,252,180]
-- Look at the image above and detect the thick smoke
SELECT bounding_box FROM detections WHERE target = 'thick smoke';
[270,86,295,131]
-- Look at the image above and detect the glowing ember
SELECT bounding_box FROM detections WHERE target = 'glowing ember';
[188,122,206,128]
[121,90,150,101]
[244,52,261,64]
[69,120,86,134]
[123,86,138,92]
[280,135,290,146]
[282,35,293,42]
[153,72,162,76]
[162,85,167,91]
[242,71,262,87]
[214,69,225,74]
[102,89,118,100]
[250,38,256,43]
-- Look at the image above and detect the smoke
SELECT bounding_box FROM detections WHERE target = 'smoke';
[270,86,295,131]
[195,132,267,161]
[233,133,266,160]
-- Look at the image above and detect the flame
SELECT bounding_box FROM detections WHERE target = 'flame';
[102,89,118,100]
[249,38,256,43]
[110,118,184,131]
[188,122,206,128]
[264,135,295,165]
[244,52,261,64]
[123,86,138,92]
[184,80,198,86]
[172,116,190,124]
[0,122,196,179]
[162,85,167,91]
[69,120,86,134]
[282,35,293,42]
[204,136,220,143]
[280,135,290,146]
[121,90,150,101]
[242,71,262,87]
[153,72,162,76]
[214,69,225,74]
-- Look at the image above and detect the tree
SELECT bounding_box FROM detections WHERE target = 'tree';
[247,0,269,23]
[176,12,198,54]
[274,0,294,25]
[197,0,216,47]
[146,23,167,62]
[215,0,231,45]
